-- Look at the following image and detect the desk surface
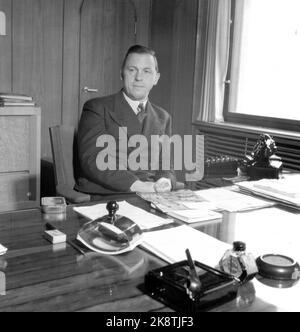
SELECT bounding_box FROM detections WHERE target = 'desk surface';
[0,195,300,312]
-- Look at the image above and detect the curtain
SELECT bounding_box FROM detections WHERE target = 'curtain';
[193,0,232,122]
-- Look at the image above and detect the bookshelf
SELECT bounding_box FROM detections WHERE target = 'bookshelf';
[0,107,41,212]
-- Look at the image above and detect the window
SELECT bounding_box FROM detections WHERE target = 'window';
[224,0,300,131]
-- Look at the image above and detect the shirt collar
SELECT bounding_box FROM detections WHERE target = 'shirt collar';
[122,92,148,115]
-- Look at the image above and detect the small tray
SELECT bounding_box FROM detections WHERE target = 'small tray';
[144,260,239,312]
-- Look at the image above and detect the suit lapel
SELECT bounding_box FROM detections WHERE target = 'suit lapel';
[143,102,163,137]
[109,91,142,137]
[107,92,164,138]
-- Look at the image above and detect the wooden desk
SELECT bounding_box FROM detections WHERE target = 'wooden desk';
[0,195,300,312]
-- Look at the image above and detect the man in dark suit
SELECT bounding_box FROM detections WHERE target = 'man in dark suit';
[76,45,177,195]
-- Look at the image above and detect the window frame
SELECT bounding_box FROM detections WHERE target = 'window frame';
[223,0,300,132]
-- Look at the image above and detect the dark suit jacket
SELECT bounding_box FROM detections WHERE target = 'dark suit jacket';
[75,91,176,194]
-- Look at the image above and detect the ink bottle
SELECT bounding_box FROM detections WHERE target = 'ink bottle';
[219,241,258,283]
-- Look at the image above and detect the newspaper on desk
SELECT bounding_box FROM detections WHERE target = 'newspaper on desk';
[138,188,274,214]
[138,189,222,223]
[137,189,206,211]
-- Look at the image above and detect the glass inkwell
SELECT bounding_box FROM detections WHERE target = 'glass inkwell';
[219,241,258,283]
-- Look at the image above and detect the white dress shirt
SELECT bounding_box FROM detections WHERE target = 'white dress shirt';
[123,92,148,115]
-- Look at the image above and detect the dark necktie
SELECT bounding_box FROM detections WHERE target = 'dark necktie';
[137,103,147,124]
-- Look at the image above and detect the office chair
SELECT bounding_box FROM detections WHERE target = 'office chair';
[49,125,91,204]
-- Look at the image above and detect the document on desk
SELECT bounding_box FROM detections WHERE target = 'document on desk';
[163,208,222,224]
[141,225,231,268]
[237,175,300,208]
[73,201,173,231]
[194,187,275,212]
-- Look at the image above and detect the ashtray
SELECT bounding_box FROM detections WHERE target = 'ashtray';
[256,254,300,281]
[41,197,67,214]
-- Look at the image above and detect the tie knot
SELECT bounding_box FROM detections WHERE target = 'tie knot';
[137,103,147,124]
[137,103,145,113]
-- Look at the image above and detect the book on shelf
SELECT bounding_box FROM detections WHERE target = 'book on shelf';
[0,101,36,107]
[0,92,33,101]
[0,98,34,103]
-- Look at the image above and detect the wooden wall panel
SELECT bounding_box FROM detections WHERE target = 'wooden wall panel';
[79,0,136,110]
[0,115,29,172]
[0,107,41,211]
[62,0,151,127]
[149,0,174,113]
[170,0,198,136]
[150,0,199,181]
[12,0,64,159]
[133,0,151,46]
[0,0,12,91]
[151,0,198,134]
[62,0,82,128]
[0,0,155,195]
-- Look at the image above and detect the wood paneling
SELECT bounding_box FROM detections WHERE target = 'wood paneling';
[0,0,154,198]
[0,115,29,172]
[62,0,82,128]
[150,0,174,113]
[0,0,12,91]
[170,0,198,136]
[150,0,199,181]
[133,0,151,46]
[12,0,64,159]
[79,0,136,110]
[0,0,151,161]
[0,107,41,212]
[62,0,151,127]
[151,0,198,135]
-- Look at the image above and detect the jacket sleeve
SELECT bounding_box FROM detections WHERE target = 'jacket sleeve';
[77,103,139,192]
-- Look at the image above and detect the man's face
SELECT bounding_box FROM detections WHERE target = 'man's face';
[122,53,160,101]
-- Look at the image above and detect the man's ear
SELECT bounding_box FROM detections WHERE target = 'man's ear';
[120,70,124,80]
[153,72,160,86]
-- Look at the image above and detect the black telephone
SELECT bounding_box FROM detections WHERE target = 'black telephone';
[241,134,283,180]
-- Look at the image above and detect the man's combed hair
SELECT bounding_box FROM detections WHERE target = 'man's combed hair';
[122,44,159,72]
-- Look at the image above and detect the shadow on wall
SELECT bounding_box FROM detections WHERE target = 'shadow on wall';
[41,159,56,198]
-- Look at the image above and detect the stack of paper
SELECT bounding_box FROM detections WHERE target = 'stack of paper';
[164,208,222,224]
[150,200,222,224]
[141,225,230,268]
[237,175,300,208]
[194,187,275,212]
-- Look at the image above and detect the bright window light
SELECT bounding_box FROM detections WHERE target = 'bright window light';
[229,0,300,121]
